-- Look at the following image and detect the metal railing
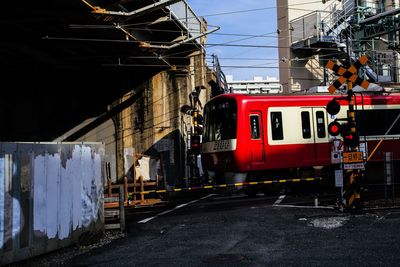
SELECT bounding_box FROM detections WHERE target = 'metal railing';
[290,11,321,44]
[320,0,354,36]
[289,0,354,45]
[168,1,203,45]
[212,54,230,94]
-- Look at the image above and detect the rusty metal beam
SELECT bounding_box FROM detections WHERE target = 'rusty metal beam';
[90,0,182,17]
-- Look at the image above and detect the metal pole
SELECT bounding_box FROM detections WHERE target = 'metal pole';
[119,185,126,232]
[346,80,363,210]
[384,152,394,206]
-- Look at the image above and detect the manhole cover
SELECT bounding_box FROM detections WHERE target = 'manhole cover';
[202,254,245,263]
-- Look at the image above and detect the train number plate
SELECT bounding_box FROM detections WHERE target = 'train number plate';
[343,151,363,163]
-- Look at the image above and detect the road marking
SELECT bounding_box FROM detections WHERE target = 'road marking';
[138,194,216,224]
[273,204,335,210]
[273,195,286,205]
[272,195,334,209]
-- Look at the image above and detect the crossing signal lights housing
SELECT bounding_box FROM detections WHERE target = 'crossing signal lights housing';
[344,132,360,147]
[341,123,360,147]
[193,111,203,135]
[326,98,341,116]
[328,121,360,147]
[190,135,201,154]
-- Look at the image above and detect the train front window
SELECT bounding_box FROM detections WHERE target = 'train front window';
[204,99,237,142]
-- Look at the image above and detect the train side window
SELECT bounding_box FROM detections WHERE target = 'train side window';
[270,112,283,140]
[301,111,311,139]
[250,115,260,139]
[316,111,326,138]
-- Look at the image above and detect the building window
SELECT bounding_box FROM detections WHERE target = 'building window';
[271,112,283,140]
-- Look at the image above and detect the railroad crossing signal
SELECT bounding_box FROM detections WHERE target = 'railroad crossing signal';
[326,55,370,94]
[326,55,369,211]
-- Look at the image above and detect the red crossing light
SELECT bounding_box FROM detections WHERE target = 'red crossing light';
[328,121,341,136]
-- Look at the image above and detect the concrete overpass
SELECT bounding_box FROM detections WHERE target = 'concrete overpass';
[0,0,210,141]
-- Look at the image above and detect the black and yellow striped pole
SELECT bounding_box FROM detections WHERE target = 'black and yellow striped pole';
[343,81,363,210]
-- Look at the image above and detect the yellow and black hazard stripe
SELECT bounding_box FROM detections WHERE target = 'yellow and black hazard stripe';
[326,55,369,94]
[131,177,323,195]
[343,170,363,210]
[326,55,368,78]
[347,73,369,89]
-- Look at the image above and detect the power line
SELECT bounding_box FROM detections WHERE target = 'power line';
[207,57,279,61]
[205,43,342,51]
[71,0,322,29]
[195,1,325,18]
[207,31,278,47]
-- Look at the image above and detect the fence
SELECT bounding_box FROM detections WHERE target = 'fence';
[0,142,104,265]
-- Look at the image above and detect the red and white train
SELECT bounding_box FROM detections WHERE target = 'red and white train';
[200,92,400,186]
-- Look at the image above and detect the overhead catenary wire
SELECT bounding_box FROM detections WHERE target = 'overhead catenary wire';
[44,35,356,52]
[69,0,374,80]
[72,0,326,28]
[72,0,332,57]
[68,1,352,55]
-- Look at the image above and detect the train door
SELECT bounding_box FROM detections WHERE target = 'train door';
[301,108,329,162]
[249,112,265,164]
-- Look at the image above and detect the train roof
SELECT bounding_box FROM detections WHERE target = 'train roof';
[206,92,400,106]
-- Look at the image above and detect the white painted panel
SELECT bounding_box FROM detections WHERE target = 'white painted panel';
[80,146,93,228]
[45,153,60,239]
[1,142,104,265]
[71,145,82,230]
[12,197,21,243]
[33,154,47,233]
[59,149,73,240]
[0,157,4,247]
[93,152,103,219]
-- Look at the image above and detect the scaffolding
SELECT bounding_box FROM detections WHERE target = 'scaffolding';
[289,0,400,89]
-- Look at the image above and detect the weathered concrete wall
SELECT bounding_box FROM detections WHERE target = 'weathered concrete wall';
[55,53,209,185]
[0,142,104,265]
[115,70,189,186]
[111,53,209,186]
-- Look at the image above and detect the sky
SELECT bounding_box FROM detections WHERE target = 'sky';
[187,0,279,81]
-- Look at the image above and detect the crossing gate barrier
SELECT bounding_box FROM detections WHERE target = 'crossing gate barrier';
[130,177,324,196]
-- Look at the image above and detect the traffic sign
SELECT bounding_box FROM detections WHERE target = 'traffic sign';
[343,163,365,170]
[343,151,363,163]
[326,55,370,94]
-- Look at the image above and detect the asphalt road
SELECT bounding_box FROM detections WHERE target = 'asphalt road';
[65,190,400,267]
